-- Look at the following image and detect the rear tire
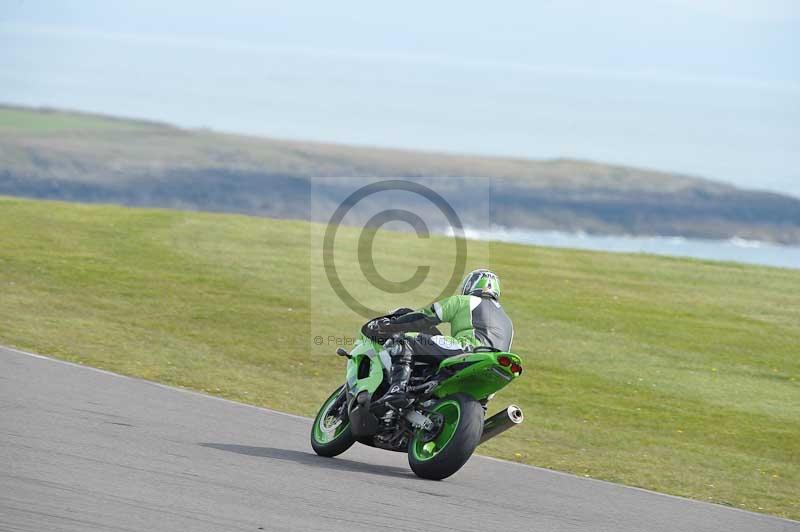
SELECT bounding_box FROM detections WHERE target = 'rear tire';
[310,386,355,457]
[408,393,484,480]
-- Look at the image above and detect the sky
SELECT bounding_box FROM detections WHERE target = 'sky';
[1,0,799,196]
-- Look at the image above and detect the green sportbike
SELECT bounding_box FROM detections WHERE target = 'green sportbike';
[310,318,524,480]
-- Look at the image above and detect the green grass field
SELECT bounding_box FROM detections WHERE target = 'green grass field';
[1,196,798,519]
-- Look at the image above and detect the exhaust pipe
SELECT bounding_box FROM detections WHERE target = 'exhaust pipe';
[479,405,524,445]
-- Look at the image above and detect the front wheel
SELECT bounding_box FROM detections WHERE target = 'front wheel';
[408,393,484,480]
[310,385,355,457]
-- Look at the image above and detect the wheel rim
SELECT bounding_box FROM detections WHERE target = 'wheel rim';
[313,389,349,444]
[411,399,461,461]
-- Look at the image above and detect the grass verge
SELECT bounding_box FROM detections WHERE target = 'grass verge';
[1,196,798,519]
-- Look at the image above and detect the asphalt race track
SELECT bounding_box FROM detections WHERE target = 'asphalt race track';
[1,346,797,532]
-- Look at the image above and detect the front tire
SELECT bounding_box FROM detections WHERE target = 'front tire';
[310,386,355,457]
[408,393,484,480]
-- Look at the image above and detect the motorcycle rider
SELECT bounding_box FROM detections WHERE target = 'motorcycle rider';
[364,269,514,408]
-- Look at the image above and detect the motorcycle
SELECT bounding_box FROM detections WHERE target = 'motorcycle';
[310,313,524,480]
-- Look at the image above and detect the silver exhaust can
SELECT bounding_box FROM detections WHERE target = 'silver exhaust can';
[479,405,524,445]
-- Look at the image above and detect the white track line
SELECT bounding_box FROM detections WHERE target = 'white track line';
[0,344,309,421]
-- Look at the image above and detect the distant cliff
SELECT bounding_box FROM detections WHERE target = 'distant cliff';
[2,105,799,244]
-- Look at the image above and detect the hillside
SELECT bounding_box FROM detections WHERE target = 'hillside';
[1,196,798,518]
[2,105,800,244]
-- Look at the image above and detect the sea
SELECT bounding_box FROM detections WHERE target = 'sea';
[461,227,800,270]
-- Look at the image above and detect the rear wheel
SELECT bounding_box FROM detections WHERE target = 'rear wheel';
[310,386,355,457]
[408,393,483,480]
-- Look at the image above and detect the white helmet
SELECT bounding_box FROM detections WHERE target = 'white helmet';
[460,269,500,300]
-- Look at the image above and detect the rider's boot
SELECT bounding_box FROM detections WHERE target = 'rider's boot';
[382,343,414,409]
